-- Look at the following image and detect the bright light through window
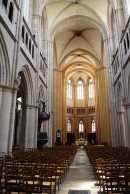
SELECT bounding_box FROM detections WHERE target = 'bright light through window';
[89,79,94,98]
[77,80,84,99]
[67,79,72,99]
[79,120,84,132]
[67,119,71,132]
[92,119,96,132]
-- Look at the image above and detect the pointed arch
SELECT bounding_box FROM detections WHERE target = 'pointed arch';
[50,15,108,41]
[19,65,35,105]
[0,30,10,85]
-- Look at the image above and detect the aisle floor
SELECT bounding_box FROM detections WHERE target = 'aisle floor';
[56,147,99,194]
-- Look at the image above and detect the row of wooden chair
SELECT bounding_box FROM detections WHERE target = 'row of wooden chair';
[0,145,77,194]
[85,145,130,194]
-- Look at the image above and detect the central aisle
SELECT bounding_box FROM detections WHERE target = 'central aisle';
[57,147,99,194]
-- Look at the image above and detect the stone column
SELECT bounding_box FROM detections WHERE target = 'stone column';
[53,67,63,144]
[0,86,17,153]
[24,105,38,148]
[96,67,111,144]
[104,37,118,146]
[62,75,67,144]
[45,40,53,147]
[114,3,125,41]
[31,0,41,46]
[0,88,2,111]
[122,0,130,24]
[124,104,130,148]
[73,84,77,137]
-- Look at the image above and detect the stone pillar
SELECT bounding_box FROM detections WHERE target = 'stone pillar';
[120,101,130,148]
[0,88,2,111]
[46,40,53,147]
[122,0,130,24]
[96,67,111,145]
[104,37,118,146]
[24,105,38,148]
[31,0,41,46]
[114,3,125,41]
[73,84,77,136]
[62,76,67,144]
[124,104,130,148]
[0,86,17,153]
[53,67,64,144]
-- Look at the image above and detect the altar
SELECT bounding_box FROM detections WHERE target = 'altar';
[75,138,88,146]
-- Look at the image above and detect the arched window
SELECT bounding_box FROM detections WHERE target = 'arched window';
[32,45,34,59]
[25,33,28,47]
[79,120,84,132]
[126,33,129,49]
[89,78,94,98]
[77,80,84,99]
[124,39,127,54]
[67,119,71,132]
[2,0,8,9]
[92,119,96,132]
[67,79,72,99]
[22,26,25,43]
[29,39,31,54]
[8,2,13,22]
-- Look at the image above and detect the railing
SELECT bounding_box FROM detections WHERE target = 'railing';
[88,106,95,115]
[0,0,19,38]
[21,17,37,61]
[111,50,121,84]
[112,16,130,84]
[76,108,86,115]
[120,16,130,67]
[67,107,74,115]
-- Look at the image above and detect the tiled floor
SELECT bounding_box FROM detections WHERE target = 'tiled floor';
[56,147,99,194]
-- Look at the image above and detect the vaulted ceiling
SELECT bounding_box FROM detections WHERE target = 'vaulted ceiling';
[42,0,110,80]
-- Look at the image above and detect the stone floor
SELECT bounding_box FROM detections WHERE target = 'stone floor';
[56,147,99,194]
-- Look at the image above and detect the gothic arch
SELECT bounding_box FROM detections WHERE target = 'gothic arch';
[60,48,100,69]
[49,15,108,42]
[0,30,10,86]
[76,77,85,86]
[19,65,35,105]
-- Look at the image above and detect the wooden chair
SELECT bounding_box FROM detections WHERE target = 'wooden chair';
[41,177,56,194]
[23,176,43,194]
[5,174,24,194]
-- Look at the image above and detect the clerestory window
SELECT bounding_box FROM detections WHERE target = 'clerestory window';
[67,79,72,99]
[89,78,94,98]
[77,80,84,99]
